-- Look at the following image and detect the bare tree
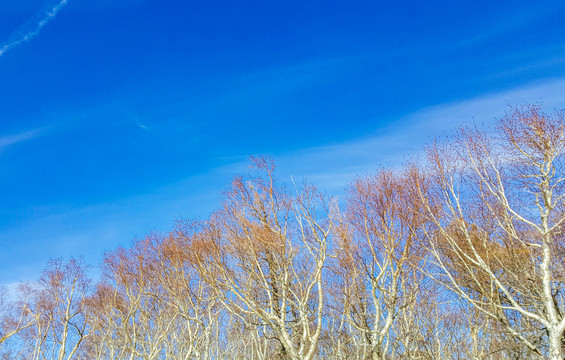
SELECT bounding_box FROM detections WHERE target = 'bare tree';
[330,170,427,360]
[87,232,219,360]
[18,258,92,360]
[0,285,36,359]
[192,156,332,360]
[148,230,219,360]
[415,105,565,359]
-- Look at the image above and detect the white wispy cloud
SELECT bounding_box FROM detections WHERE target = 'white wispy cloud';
[0,0,69,57]
[0,127,49,149]
[120,108,150,132]
[268,77,565,193]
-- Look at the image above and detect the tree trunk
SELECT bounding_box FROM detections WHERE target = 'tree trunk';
[548,328,563,360]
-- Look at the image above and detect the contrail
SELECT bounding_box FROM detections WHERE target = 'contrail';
[0,0,69,57]
[0,127,46,148]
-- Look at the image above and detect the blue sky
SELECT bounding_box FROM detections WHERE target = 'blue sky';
[1,0,565,286]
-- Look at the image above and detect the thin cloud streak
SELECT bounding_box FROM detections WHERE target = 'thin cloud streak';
[0,0,69,57]
[272,77,565,193]
[0,127,48,149]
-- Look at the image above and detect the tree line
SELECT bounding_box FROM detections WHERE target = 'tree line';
[2,105,565,359]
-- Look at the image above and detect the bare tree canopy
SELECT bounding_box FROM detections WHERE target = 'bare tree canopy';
[3,106,565,359]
